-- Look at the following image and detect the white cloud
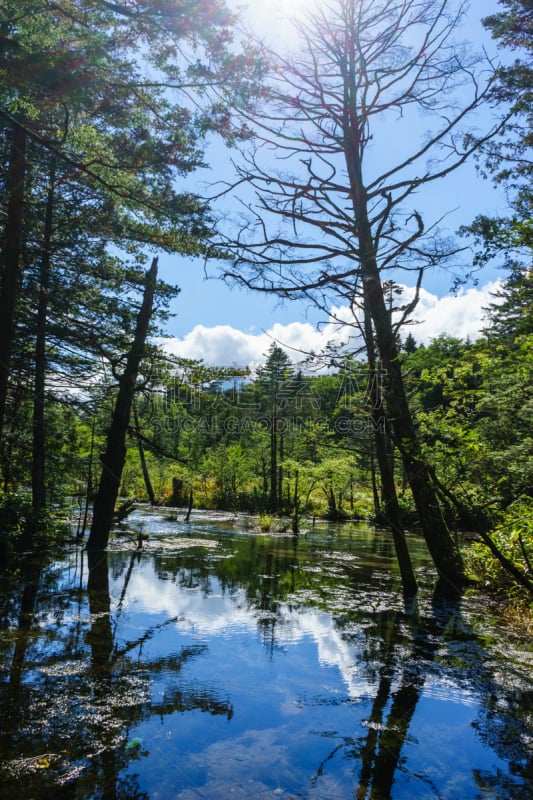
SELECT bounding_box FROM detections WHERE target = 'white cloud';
[161,324,270,367]
[114,562,369,699]
[399,280,501,343]
[160,280,502,367]
[160,320,341,369]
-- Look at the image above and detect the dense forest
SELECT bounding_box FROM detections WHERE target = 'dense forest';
[0,0,531,605]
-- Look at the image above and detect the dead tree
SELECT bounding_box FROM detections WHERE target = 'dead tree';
[222,0,507,590]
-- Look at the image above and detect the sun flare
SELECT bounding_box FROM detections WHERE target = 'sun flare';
[242,0,319,43]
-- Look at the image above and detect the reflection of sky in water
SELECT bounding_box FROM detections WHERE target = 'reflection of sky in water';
[110,562,514,800]
[2,519,530,800]
[100,553,522,800]
[112,562,371,701]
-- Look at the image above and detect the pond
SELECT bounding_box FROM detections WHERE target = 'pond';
[0,509,532,799]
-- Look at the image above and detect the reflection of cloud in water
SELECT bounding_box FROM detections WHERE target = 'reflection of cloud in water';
[299,612,364,696]
[115,567,253,634]
[114,563,368,699]
[178,728,299,800]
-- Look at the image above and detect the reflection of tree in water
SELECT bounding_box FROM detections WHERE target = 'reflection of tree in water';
[140,526,531,798]
[2,527,531,799]
[471,670,533,798]
[0,548,232,799]
[307,586,531,799]
[353,591,456,800]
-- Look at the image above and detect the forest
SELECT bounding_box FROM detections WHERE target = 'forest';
[0,0,531,606]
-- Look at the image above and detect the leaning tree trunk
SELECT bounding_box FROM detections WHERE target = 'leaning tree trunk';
[86,257,158,551]
[363,264,464,590]
[343,102,464,590]
[0,123,27,442]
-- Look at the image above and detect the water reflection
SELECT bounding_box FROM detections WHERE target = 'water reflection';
[0,512,531,799]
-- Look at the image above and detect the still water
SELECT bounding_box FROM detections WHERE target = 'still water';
[0,509,531,799]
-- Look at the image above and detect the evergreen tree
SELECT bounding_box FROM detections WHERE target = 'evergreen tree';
[0,0,263,515]
[255,344,294,511]
[464,0,532,267]
[484,267,533,344]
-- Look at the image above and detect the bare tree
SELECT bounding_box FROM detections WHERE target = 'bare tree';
[221,0,507,590]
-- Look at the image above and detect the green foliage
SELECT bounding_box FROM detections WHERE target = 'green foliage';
[462,0,532,270]
[403,313,533,524]
[0,490,71,562]
[464,497,533,600]
[0,0,265,534]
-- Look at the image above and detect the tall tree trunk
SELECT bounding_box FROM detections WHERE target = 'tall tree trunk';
[261,454,268,506]
[363,298,418,594]
[32,161,56,514]
[278,427,284,511]
[270,411,277,510]
[291,469,300,534]
[0,123,27,442]
[87,257,158,551]
[370,452,380,517]
[342,86,464,589]
[366,267,463,589]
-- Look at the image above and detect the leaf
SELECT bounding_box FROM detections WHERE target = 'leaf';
[125,738,143,751]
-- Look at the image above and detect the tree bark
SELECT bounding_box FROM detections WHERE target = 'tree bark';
[368,271,464,589]
[363,293,418,594]
[364,252,463,588]
[342,79,464,590]
[0,123,27,442]
[87,257,158,551]
[32,161,56,514]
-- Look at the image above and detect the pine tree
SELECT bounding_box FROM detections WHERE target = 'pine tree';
[464,0,532,267]
[256,345,294,511]
[0,0,263,515]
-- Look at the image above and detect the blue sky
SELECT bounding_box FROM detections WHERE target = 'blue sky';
[158,0,509,365]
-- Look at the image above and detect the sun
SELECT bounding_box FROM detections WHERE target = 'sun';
[240,0,317,44]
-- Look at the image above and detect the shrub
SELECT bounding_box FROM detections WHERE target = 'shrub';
[464,496,533,604]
